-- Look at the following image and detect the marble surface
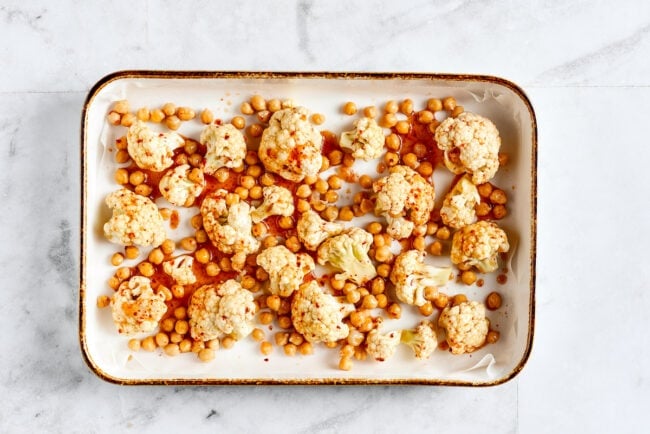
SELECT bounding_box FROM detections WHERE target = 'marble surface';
[1,0,648,432]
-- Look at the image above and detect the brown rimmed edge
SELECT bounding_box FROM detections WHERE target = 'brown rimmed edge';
[80,70,536,386]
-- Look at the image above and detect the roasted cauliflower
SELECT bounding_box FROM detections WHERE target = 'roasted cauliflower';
[200,124,247,175]
[373,165,435,239]
[256,245,314,297]
[450,221,509,273]
[440,174,480,229]
[365,329,401,362]
[438,300,489,354]
[434,112,501,184]
[250,185,295,223]
[296,210,345,250]
[162,255,196,285]
[317,227,377,285]
[401,321,437,359]
[258,107,323,182]
[188,279,256,341]
[103,188,166,247]
[200,190,260,271]
[126,121,184,171]
[339,117,385,160]
[110,276,167,335]
[291,281,354,343]
[390,250,452,306]
[158,164,205,207]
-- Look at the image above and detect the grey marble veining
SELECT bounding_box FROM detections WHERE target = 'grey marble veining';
[1,0,649,432]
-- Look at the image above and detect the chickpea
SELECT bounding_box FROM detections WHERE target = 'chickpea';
[343,101,357,115]
[180,237,197,251]
[489,189,507,205]
[200,108,214,124]
[198,348,215,362]
[486,292,503,310]
[412,236,426,251]
[113,168,129,185]
[311,113,325,125]
[452,294,468,306]
[321,206,338,222]
[96,295,110,308]
[160,239,175,256]
[123,246,139,260]
[277,315,292,329]
[262,236,279,248]
[338,356,353,371]
[376,263,391,278]
[429,241,443,256]
[374,245,392,263]
[486,330,500,344]
[256,110,271,124]
[339,206,354,221]
[164,115,181,131]
[419,302,434,316]
[476,202,491,217]
[176,106,195,121]
[247,123,264,138]
[461,270,477,285]
[179,339,192,353]
[148,248,164,265]
[436,227,450,240]
[360,106,375,118]
[110,253,124,267]
[379,113,397,128]
[442,96,457,112]
[384,152,399,167]
[250,95,266,112]
[205,262,220,277]
[137,261,154,277]
[112,100,130,116]
[361,294,378,310]
[141,336,156,352]
[296,184,312,198]
[426,98,442,112]
[150,108,165,123]
[194,247,210,264]
[384,100,398,114]
[493,204,507,219]
[451,105,464,118]
[385,133,401,151]
[260,172,275,186]
[402,152,418,169]
[107,111,121,125]
[285,236,302,253]
[477,183,493,198]
[386,302,401,319]
[154,332,169,347]
[417,110,434,124]
[115,266,131,281]
[328,150,343,166]
[115,150,130,164]
[134,184,153,197]
[415,161,432,177]
[395,120,410,135]
[498,152,509,166]
[127,338,141,352]
[327,175,342,190]
[432,293,449,310]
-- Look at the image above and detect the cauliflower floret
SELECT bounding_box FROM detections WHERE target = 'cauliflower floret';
[103,188,166,247]
[126,121,184,171]
[250,185,295,223]
[158,164,205,207]
[200,124,247,175]
[390,250,452,306]
[317,227,377,285]
[440,174,480,229]
[291,281,354,343]
[450,221,509,273]
[162,255,196,285]
[339,117,385,160]
[400,320,438,359]
[256,245,314,297]
[188,280,256,341]
[200,190,260,271]
[110,276,167,335]
[434,112,501,184]
[258,107,323,182]
[438,301,489,354]
[296,210,345,250]
[365,329,401,362]
[373,165,435,239]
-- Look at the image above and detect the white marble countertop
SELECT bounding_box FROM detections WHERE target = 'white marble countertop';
[1,1,648,432]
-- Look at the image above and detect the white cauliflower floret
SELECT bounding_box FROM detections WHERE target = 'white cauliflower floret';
[438,301,489,354]
[365,329,401,362]
[162,255,196,285]
[188,280,256,341]
[450,221,509,273]
[258,107,323,182]
[296,210,345,250]
[390,250,452,306]
[317,227,377,285]
[103,188,166,247]
[110,276,167,335]
[434,112,501,184]
[126,121,184,171]
[401,321,437,359]
[256,245,314,297]
[291,281,354,343]
[339,117,385,160]
[200,190,260,271]
[373,165,435,239]
[440,174,480,229]
[250,185,295,223]
[158,164,205,207]
[200,124,247,175]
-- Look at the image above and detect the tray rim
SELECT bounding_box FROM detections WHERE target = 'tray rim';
[79,70,537,386]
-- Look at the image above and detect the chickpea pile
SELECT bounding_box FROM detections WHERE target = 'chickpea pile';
[100,94,508,369]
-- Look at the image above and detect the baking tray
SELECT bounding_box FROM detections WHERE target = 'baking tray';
[80,71,536,385]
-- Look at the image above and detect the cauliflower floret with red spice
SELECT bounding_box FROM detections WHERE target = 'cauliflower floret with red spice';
[438,301,489,354]
[434,112,501,184]
[188,280,256,341]
[110,276,167,335]
[373,165,435,239]
[390,250,451,307]
[296,210,345,251]
[200,190,260,271]
[200,124,247,175]
[126,121,184,172]
[256,245,314,297]
[440,174,480,229]
[158,164,205,207]
[450,221,509,273]
[250,185,295,223]
[339,117,385,160]
[258,107,323,182]
[317,227,377,285]
[400,320,438,359]
[291,281,354,343]
[162,255,196,285]
[103,188,166,247]
[365,329,401,362]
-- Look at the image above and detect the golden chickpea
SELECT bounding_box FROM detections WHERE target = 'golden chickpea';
[486,291,503,310]
[451,105,464,117]
[417,110,434,124]
[124,246,139,260]
[278,315,292,329]
[205,262,220,277]
[346,290,360,304]
[127,338,141,351]
[384,152,399,167]
[262,236,279,249]
[429,241,443,256]
[476,202,491,217]
[110,253,124,267]
[239,175,255,190]
[386,302,401,319]
[486,330,500,344]
[171,284,185,300]
[395,120,410,135]
[177,107,195,121]
[412,236,426,251]
[107,111,121,125]
[417,161,433,177]
[343,101,357,115]
[199,108,214,124]
[361,294,378,310]
[240,102,254,115]
[419,301,434,316]
[257,110,271,123]
[194,247,210,264]
[115,150,130,164]
[179,339,192,353]
[338,356,353,371]
[148,248,164,265]
[433,293,449,310]
[247,123,264,137]
[137,261,154,277]
[365,221,382,235]
[402,152,418,169]
[278,215,294,229]
[363,106,377,118]
[374,245,392,263]
[96,295,110,308]
[180,237,197,251]
[165,115,181,131]
[265,98,280,112]
[385,133,401,151]
[154,332,169,347]
[249,185,263,200]
[339,206,354,221]
[208,339,221,350]
[160,239,175,256]
[376,263,391,278]
[115,266,131,281]
[452,294,468,306]
[258,311,274,326]
[379,113,397,128]
[324,190,338,204]
[114,168,129,185]
[173,306,187,320]
[221,336,236,349]
[384,100,398,114]
[342,152,355,168]
[134,184,153,197]
[320,156,330,172]
[150,108,165,123]
[285,236,302,253]
[489,189,507,205]
[461,270,477,286]
[442,96,457,112]
[327,175,342,190]
[113,99,130,115]
[493,204,507,219]
[320,206,337,222]
[436,227,450,240]
[141,336,156,351]
[477,183,493,198]
[427,98,443,112]
[250,95,266,112]
[311,113,325,125]
[198,348,215,362]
